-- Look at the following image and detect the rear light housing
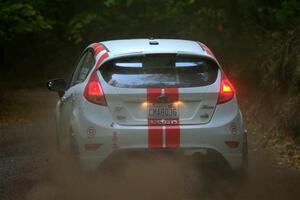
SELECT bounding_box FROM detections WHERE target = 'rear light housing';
[84,71,107,106]
[217,72,235,104]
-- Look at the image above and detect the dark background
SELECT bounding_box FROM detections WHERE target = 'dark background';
[1,0,300,140]
[1,1,300,199]
[1,0,299,88]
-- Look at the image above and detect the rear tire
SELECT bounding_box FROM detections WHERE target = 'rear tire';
[56,126,78,156]
[56,127,86,172]
[233,139,249,183]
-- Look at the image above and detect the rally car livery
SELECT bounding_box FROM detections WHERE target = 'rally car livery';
[47,39,247,174]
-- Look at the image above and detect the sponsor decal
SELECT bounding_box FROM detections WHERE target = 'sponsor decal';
[87,127,96,138]
[148,119,179,125]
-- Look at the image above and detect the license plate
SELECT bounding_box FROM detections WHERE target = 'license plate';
[148,103,178,119]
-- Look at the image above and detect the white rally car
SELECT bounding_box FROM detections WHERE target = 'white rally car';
[47,39,247,175]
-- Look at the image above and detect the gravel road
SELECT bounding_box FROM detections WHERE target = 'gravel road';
[1,88,300,200]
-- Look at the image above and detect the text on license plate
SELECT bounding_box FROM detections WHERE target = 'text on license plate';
[148,103,178,119]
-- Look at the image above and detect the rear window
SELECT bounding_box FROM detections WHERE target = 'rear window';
[100,54,219,88]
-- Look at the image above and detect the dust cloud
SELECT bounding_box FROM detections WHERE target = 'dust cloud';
[26,138,241,200]
[1,89,300,200]
[26,150,207,200]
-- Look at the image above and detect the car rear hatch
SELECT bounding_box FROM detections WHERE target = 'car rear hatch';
[98,53,220,126]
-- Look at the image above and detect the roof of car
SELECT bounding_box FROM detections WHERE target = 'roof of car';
[100,39,207,57]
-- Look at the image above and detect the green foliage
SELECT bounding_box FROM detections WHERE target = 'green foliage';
[273,0,300,28]
[0,0,299,43]
[68,12,101,43]
[1,0,300,92]
[0,2,52,41]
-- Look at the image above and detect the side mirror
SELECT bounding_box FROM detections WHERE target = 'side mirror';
[47,79,67,97]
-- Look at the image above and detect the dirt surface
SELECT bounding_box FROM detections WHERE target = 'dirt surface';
[1,88,300,200]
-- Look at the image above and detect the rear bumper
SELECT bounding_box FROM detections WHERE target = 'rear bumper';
[71,100,246,171]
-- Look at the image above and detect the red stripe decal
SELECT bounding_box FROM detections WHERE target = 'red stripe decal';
[95,52,109,69]
[165,88,180,148]
[91,43,106,55]
[148,125,163,148]
[91,43,98,49]
[147,88,163,148]
[165,88,179,102]
[165,125,180,148]
[147,88,161,103]
[94,46,105,55]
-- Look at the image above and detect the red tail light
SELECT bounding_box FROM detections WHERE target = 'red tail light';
[217,73,235,104]
[84,71,107,106]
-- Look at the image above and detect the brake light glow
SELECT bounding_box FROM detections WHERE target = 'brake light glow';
[84,71,107,106]
[141,101,149,108]
[218,73,235,104]
[173,101,184,107]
